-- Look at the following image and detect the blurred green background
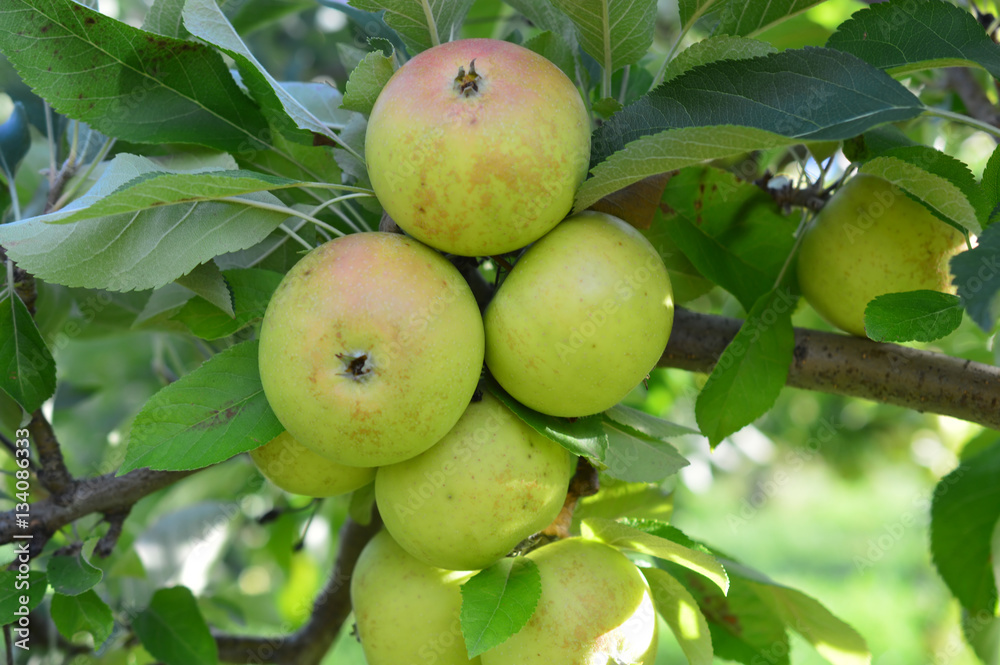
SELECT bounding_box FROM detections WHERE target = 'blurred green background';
[2,0,998,663]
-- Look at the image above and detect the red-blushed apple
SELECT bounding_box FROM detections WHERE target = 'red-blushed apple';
[258,233,484,467]
[375,391,572,570]
[249,431,374,497]
[365,38,591,257]
[480,537,658,665]
[797,174,967,337]
[351,530,480,665]
[484,211,673,417]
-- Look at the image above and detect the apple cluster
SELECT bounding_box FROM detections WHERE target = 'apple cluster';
[253,39,673,664]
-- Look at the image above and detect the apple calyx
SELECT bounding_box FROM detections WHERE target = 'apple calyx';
[336,351,375,381]
[454,60,481,97]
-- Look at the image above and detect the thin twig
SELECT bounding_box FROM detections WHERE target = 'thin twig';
[4,623,13,665]
[0,431,36,473]
[214,514,383,664]
[94,508,131,558]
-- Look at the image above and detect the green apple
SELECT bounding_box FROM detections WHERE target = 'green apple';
[365,38,591,257]
[480,537,658,665]
[797,174,967,337]
[258,232,484,467]
[484,211,674,417]
[375,391,572,570]
[351,530,480,665]
[249,431,374,497]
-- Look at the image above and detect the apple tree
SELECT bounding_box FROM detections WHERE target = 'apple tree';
[0,0,999,663]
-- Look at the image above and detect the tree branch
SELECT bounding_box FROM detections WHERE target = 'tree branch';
[215,514,383,665]
[28,409,75,500]
[660,308,1000,430]
[2,242,76,499]
[0,468,196,556]
[945,67,1000,138]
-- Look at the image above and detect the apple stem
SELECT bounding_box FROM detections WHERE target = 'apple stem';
[336,352,375,381]
[454,60,481,97]
[541,458,600,540]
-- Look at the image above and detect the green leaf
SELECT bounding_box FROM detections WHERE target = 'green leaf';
[244,122,344,188]
[0,291,56,413]
[215,219,311,270]
[983,143,1000,225]
[581,517,729,594]
[601,421,689,483]
[460,557,541,658]
[661,212,774,312]
[642,567,713,665]
[931,439,1000,615]
[47,552,103,596]
[484,376,608,461]
[228,0,315,36]
[863,290,963,343]
[334,114,370,186]
[678,0,721,33]
[827,0,1000,79]
[604,404,698,439]
[715,0,828,37]
[590,47,922,169]
[549,0,657,73]
[951,222,1000,332]
[0,155,293,292]
[51,590,113,646]
[348,481,376,526]
[133,586,219,665]
[665,550,868,665]
[858,150,985,235]
[51,169,302,225]
[347,0,476,54]
[963,609,1000,664]
[580,125,793,212]
[133,284,197,330]
[619,517,704,551]
[661,557,788,664]
[142,0,188,38]
[654,166,798,310]
[342,46,396,116]
[696,288,796,447]
[522,30,576,82]
[752,583,871,665]
[280,81,355,130]
[592,97,623,117]
[573,478,674,526]
[663,35,776,82]
[181,0,340,146]
[0,570,47,624]
[0,0,270,152]
[120,339,283,473]
[0,101,30,179]
[172,269,283,340]
[502,0,581,60]
[175,262,233,317]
